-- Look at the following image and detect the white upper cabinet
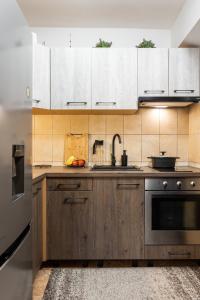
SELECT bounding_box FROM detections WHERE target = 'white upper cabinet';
[92,48,138,110]
[51,48,91,109]
[138,49,169,97]
[32,41,50,109]
[169,48,199,96]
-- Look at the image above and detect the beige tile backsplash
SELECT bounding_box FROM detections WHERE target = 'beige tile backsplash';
[32,108,190,166]
[189,103,200,166]
[70,115,89,134]
[89,115,106,134]
[124,114,142,134]
[160,109,177,134]
[142,109,159,134]
[141,135,159,162]
[106,115,124,134]
[34,115,52,135]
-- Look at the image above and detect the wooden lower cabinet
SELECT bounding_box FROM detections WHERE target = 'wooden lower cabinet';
[47,190,95,260]
[46,177,145,260]
[32,181,43,279]
[44,176,200,261]
[93,178,144,259]
[145,245,200,260]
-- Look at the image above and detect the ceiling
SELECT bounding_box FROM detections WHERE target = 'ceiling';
[17,0,185,28]
[182,20,200,47]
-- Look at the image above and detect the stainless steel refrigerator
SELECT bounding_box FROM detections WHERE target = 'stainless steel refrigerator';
[0,0,32,299]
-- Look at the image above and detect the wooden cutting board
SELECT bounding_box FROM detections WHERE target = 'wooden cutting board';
[64,133,88,162]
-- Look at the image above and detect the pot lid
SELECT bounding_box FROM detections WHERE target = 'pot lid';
[147,156,179,159]
[148,151,179,159]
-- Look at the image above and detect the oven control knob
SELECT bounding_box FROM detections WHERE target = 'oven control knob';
[163,181,168,188]
[177,181,182,188]
[190,181,195,187]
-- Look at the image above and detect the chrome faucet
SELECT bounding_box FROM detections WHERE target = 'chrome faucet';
[111,134,122,166]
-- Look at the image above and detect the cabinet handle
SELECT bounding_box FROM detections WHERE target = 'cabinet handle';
[56,183,81,190]
[117,183,140,189]
[66,101,87,106]
[33,99,41,103]
[63,197,88,204]
[96,101,116,105]
[144,90,165,94]
[174,90,194,93]
[168,251,191,257]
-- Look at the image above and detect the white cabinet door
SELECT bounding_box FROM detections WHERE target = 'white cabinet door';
[32,43,50,109]
[92,48,138,110]
[169,48,199,96]
[138,49,168,97]
[51,48,91,109]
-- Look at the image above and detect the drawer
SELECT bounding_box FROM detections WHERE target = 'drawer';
[47,178,93,191]
[115,178,144,190]
[145,245,200,260]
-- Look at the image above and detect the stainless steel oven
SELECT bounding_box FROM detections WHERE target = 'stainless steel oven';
[145,178,200,245]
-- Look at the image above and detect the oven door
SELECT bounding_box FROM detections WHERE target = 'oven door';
[145,191,200,245]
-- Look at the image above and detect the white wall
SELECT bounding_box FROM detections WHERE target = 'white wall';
[171,0,200,47]
[32,27,171,48]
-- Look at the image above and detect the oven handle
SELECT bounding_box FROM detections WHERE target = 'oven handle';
[145,191,200,195]
[168,251,191,257]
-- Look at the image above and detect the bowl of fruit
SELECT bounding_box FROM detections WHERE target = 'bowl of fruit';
[65,156,86,168]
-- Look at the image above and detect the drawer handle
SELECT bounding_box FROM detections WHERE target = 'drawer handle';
[144,90,165,94]
[33,99,41,103]
[96,101,116,105]
[117,183,140,189]
[56,183,81,190]
[168,251,191,257]
[174,90,194,93]
[66,101,87,106]
[63,197,88,204]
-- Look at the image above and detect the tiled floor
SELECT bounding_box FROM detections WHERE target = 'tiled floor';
[33,268,51,300]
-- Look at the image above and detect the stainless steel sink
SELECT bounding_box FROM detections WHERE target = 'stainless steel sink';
[91,165,142,171]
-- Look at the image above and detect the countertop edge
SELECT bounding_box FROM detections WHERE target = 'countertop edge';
[32,167,200,183]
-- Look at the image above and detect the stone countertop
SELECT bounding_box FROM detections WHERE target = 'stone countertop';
[32,166,200,183]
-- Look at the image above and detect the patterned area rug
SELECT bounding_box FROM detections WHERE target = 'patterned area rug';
[43,267,200,300]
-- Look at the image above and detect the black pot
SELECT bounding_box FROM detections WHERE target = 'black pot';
[148,151,179,169]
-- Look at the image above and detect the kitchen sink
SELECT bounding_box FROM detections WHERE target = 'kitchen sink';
[91,165,142,171]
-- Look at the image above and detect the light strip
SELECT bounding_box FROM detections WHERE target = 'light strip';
[154,105,168,108]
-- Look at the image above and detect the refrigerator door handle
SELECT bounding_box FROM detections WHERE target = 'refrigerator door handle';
[0,224,31,270]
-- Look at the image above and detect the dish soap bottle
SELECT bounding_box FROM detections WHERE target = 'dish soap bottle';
[121,150,128,167]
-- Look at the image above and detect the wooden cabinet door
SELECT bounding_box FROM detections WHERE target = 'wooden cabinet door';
[32,182,42,279]
[138,48,168,97]
[51,48,91,109]
[94,178,144,259]
[169,48,199,96]
[92,48,138,110]
[47,191,95,259]
[32,43,50,108]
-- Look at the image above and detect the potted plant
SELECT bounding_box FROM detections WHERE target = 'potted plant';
[95,38,112,48]
[136,38,156,48]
